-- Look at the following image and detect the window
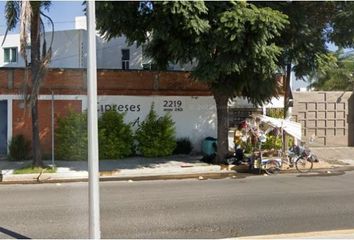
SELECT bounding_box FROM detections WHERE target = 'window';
[142,63,151,70]
[3,47,17,63]
[121,49,130,70]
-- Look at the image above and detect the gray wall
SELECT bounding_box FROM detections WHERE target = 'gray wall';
[50,30,83,68]
[293,91,354,147]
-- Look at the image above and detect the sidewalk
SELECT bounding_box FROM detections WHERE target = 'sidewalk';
[237,229,354,239]
[311,147,354,166]
[0,155,240,184]
[1,149,354,184]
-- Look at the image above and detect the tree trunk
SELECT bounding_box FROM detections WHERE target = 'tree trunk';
[282,63,292,153]
[213,91,229,164]
[30,7,43,167]
[283,63,291,119]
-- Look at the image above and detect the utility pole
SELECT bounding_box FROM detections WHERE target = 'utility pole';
[87,1,101,239]
[51,91,55,168]
[283,64,293,152]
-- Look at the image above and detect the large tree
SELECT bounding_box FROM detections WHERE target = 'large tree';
[3,1,53,167]
[255,2,354,116]
[330,2,354,49]
[96,1,288,162]
[310,50,354,91]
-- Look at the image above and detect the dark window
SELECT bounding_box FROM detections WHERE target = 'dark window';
[3,47,17,63]
[121,49,130,60]
[121,49,130,70]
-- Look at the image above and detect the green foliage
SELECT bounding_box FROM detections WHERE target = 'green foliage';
[4,1,52,32]
[96,1,288,105]
[240,140,253,154]
[330,2,354,48]
[255,2,354,81]
[256,2,335,78]
[136,104,176,157]
[4,1,20,31]
[266,108,284,119]
[310,51,354,91]
[55,111,88,161]
[8,135,31,161]
[95,1,289,161]
[98,111,134,159]
[173,138,193,155]
[288,136,294,147]
[14,165,56,174]
[262,135,282,150]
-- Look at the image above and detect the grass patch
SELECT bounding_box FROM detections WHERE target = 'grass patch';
[14,165,57,174]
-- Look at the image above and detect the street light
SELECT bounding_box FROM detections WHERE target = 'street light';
[87,1,101,239]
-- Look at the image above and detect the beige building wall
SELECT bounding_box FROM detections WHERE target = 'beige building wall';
[292,91,354,147]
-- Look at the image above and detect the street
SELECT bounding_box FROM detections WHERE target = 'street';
[1,171,354,239]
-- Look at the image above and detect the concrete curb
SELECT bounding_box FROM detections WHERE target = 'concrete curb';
[236,229,354,239]
[0,171,241,184]
[1,165,353,185]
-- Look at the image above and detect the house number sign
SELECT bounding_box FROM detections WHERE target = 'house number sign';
[162,100,183,112]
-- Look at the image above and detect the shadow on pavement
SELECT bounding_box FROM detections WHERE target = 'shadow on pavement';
[0,226,31,239]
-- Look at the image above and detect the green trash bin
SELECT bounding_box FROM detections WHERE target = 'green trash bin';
[202,137,217,156]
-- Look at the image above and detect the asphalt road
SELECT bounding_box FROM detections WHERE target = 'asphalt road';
[1,171,354,239]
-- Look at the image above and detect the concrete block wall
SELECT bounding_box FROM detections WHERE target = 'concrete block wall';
[292,91,354,147]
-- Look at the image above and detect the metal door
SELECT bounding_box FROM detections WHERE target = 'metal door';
[0,101,8,155]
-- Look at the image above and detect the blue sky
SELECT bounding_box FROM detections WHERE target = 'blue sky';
[0,1,351,57]
[0,1,351,90]
[0,1,343,52]
[0,1,85,34]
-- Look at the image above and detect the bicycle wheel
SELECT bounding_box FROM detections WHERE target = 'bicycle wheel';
[295,157,313,173]
[265,160,281,175]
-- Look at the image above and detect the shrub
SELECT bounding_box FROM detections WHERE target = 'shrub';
[136,104,176,157]
[266,108,284,119]
[55,111,88,160]
[262,135,282,150]
[173,138,193,154]
[8,135,31,161]
[98,110,134,159]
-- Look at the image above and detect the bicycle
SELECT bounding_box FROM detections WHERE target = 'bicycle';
[247,138,282,175]
[252,150,282,175]
[227,128,313,175]
[225,146,282,175]
[273,145,314,173]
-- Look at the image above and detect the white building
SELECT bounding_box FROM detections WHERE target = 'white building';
[0,16,189,71]
[0,17,286,155]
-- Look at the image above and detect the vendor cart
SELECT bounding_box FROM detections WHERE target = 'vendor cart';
[228,114,302,175]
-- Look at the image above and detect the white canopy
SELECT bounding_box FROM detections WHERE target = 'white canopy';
[254,114,302,141]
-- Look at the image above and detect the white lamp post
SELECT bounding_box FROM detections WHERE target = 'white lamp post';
[87,1,101,239]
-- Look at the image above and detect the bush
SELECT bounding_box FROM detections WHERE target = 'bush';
[173,138,193,154]
[262,135,282,150]
[266,108,284,119]
[136,104,176,157]
[98,111,134,159]
[8,135,31,161]
[55,111,88,160]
